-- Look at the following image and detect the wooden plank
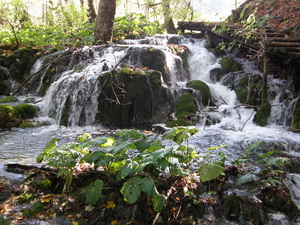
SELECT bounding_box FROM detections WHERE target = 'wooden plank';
[267,42,300,47]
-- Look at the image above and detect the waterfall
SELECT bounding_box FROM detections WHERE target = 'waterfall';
[25,34,299,155]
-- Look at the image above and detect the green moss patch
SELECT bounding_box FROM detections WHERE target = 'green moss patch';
[253,105,271,126]
[220,56,242,74]
[291,98,300,129]
[166,92,198,127]
[0,104,37,128]
[187,80,212,106]
[0,96,19,103]
[14,104,37,119]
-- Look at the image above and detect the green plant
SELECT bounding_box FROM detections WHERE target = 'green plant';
[113,13,164,39]
[234,141,288,186]
[37,128,201,213]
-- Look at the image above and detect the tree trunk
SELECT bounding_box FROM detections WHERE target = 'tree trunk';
[95,0,116,43]
[87,0,96,23]
[162,0,177,34]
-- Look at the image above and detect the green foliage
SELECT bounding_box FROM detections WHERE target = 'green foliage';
[198,144,227,182]
[37,127,201,213]
[234,141,288,186]
[113,13,164,39]
[85,179,103,205]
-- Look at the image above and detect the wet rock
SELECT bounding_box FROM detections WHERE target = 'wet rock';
[97,68,174,129]
[187,80,212,107]
[291,98,300,129]
[284,173,300,210]
[268,213,290,225]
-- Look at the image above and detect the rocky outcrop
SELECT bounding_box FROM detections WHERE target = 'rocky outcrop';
[96,68,174,128]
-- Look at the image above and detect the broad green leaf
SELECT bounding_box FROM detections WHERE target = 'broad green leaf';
[94,155,114,167]
[236,173,258,185]
[101,137,115,147]
[85,151,105,163]
[77,133,92,143]
[244,140,265,156]
[79,137,109,148]
[121,176,143,203]
[139,178,159,196]
[152,194,167,213]
[116,129,145,139]
[108,160,126,174]
[147,140,164,152]
[85,179,103,205]
[36,138,60,163]
[110,141,131,154]
[134,139,150,151]
[116,160,139,180]
[199,163,224,182]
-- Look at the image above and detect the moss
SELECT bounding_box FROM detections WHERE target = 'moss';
[187,80,212,106]
[236,89,248,104]
[220,56,242,74]
[14,104,37,119]
[291,98,300,129]
[19,122,36,129]
[22,201,46,217]
[0,96,19,103]
[220,57,232,74]
[0,105,14,127]
[253,105,271,126]
[171,92,198,127]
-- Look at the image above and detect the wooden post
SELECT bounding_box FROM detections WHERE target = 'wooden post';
[261,53,269,107]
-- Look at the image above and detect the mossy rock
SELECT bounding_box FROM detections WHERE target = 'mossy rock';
[291,98,300,129]
[253,105,271,126]
[14,104,37,119]
[220,56,242,74]
[236,89,248,104]
[187,80,212,106]
[0,96,19,104]
[166,92,198,127]
[19,122,37,129]
[0,105,14,127]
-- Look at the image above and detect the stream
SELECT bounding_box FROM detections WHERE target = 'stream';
[1,35,300,187]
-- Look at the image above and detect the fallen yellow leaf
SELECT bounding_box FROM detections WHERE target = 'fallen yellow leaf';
[111,220,119,225]
[105,201,116,209]
[41,194,52,203]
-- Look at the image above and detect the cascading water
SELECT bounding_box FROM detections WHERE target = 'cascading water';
[1,35,300,181]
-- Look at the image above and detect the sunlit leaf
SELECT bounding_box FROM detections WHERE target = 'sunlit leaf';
[236,173,258,185]
[199,163,224,182]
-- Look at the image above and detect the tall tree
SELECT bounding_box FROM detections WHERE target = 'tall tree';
[95,0,117,43]
[87,0,96,23]
[162,0,176,34]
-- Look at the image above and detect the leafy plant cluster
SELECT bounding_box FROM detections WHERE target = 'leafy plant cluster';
[233,140,288,186]
[113,13,164,40]
[0,1,94,49]
[35,127,289,215]
[36,127,228,213]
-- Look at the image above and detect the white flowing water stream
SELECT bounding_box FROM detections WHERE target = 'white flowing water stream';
[1,35,299,183]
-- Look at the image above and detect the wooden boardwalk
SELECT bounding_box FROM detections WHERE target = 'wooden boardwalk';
[178,22,300,60]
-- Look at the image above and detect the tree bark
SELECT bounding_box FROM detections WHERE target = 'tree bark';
[87,0,96,23]
[162,0,177,34]
[94,0,116,44]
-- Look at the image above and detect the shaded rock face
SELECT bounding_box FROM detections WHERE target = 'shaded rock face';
[0,66,12,95]
[0,47,41,83]
[96,68,174,128]
[123,46,189,85]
